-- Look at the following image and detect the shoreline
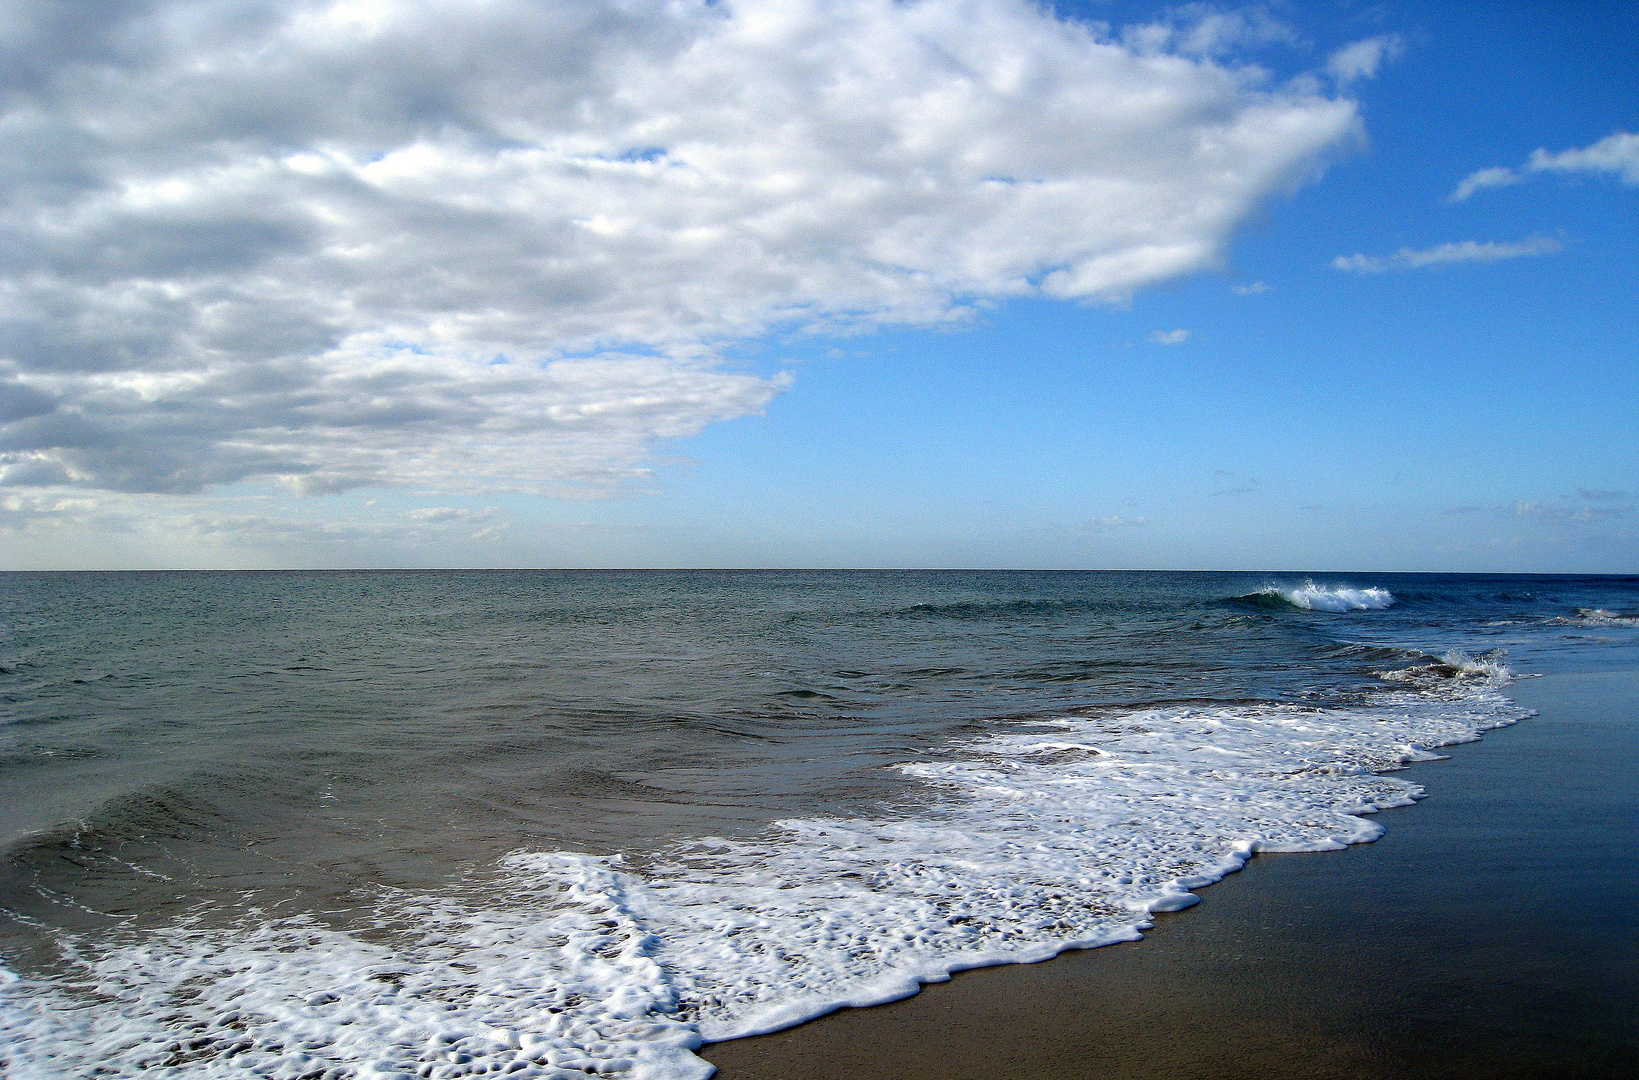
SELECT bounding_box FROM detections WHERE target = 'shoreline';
[701,668,1639,1079]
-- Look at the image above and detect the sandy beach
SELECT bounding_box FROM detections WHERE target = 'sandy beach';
[703,668,1639,1080]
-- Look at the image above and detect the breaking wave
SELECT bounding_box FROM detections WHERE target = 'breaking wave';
[1375,650,1512,687]
[1231,582,1396,613]
[1547,608,1639,627]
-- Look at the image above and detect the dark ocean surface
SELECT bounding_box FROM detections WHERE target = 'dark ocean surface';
[1,570,1636,1079]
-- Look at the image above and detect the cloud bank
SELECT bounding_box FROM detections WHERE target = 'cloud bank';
[1452,131,1639,200]
[0,0,1362,498]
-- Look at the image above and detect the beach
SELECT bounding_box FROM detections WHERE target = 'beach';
[704,668,1639,1080]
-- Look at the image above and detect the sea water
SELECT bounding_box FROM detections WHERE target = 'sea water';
[1,570,1636,1078]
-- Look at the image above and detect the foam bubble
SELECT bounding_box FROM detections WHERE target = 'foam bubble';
[0,681,1524,1079]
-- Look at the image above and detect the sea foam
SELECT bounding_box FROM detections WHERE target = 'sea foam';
[0,676,1524,1080]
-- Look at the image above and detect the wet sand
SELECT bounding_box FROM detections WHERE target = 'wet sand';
[702,669,1639,1080]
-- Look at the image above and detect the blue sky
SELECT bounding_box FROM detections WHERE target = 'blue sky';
[0,0,1633,570]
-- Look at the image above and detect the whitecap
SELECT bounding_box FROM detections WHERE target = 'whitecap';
[1271,581,1396,612]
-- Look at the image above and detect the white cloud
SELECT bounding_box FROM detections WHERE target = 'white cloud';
[1451,166,1523,202]
[1331,236,1562,273]
[1147,329,1191,345]
[1527,131,1639,183]
[405,506,493,523]
[1326,35,1405,85]
[1230,281,1268,294]
[1121,4,1301,58]
[1452,131,1639,200]
[0,0,1361,500]
[1084,514,1149,529]
[0,490,545,566]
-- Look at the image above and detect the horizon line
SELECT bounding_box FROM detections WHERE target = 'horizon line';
[0,567,1632,576]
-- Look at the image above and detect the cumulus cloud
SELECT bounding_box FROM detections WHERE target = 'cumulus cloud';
[0,0,1361,499]
[1452,131,1639,200]
[1119,4,1300,58]
[1529,132,1639,182]
[0,354,791,497]
[1331,236,1562,273]
[1326,34,1405,85]
[1230,280,1268,294]
[1147,329,1191,345]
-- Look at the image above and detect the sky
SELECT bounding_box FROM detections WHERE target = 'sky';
[0,0,1634,572]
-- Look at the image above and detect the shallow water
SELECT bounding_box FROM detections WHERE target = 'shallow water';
[1,570,1636,1078]
[705,669,1639,1080]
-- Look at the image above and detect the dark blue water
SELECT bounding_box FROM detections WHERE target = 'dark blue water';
[1,570,1635,1079]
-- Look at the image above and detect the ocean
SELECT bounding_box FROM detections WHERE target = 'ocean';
[1,570,1636,1079]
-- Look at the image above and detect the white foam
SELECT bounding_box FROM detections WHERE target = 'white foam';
[0,677,1524,1079]
[1548,608,1639,627]
[1266,582,1396,612]
[0,854,710,1080]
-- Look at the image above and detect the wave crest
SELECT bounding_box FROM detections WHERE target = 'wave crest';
[1547,608,1639,627]
[1232,582,1396,613]
[1377,650,1512,688]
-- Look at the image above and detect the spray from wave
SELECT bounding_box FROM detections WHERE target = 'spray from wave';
[1231,582,1396,613]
